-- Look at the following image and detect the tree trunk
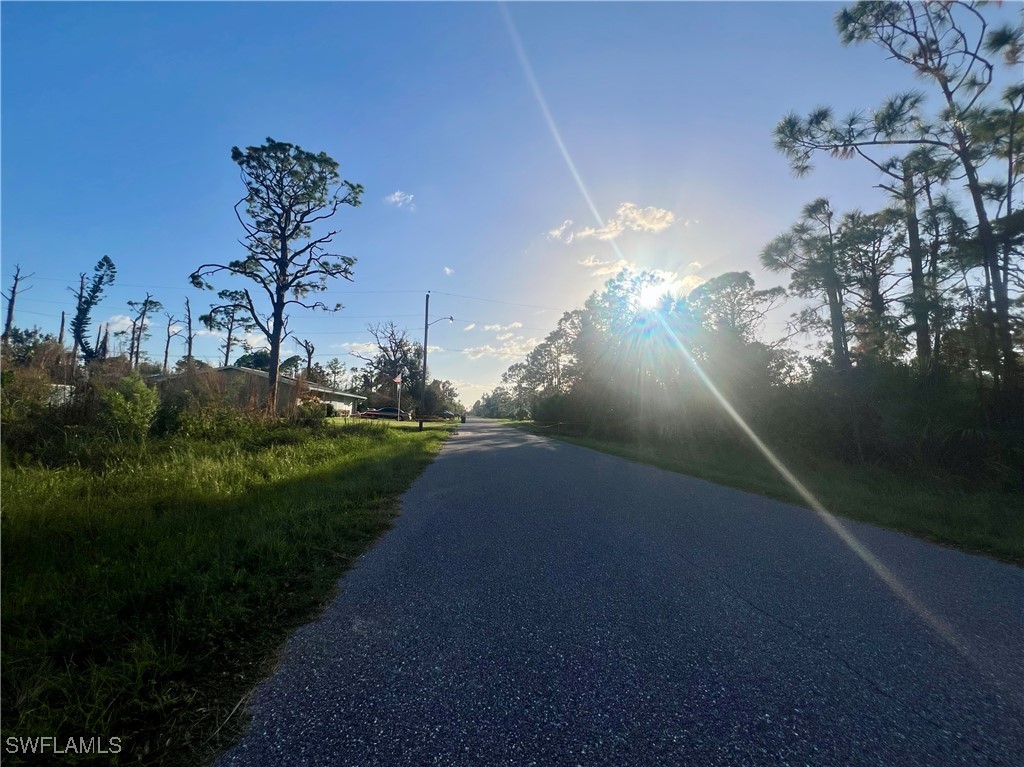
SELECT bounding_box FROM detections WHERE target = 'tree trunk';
[2,265,23,342]
[929,244,944,368]
[223,317,235,367]
[135,300,152,369]
[902,168,932,366]
[267,292,285,412]
[185,298,195,365]
[128,319,139,368]
[826,284,850,370]
[71,274,85,361]
[951,116,1019,400]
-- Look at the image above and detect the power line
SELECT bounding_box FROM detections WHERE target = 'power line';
[10,309,60,318]
[21,275,426,295]
[15,297,74,306]
[432,291,561,312]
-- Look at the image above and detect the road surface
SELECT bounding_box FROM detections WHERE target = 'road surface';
[219,418,1023,766]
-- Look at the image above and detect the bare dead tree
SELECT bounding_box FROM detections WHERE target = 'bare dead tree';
[298,338,316,377]
[2,265,34,343]
[97,324,110,360]
[118,293,162,368]
[162,314,183,374]
[184,298,197,366]
[350,322,423,393]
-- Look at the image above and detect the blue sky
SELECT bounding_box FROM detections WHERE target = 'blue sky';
[3,1,1019,404]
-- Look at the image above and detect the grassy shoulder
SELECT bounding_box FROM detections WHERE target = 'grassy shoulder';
[1,420,454,765]
[510,421,1023,565]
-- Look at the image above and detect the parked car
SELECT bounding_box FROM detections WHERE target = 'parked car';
[361,407,412,421]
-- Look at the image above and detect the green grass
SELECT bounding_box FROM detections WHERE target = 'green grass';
[1,420,454,765]
[511,421,1024,565]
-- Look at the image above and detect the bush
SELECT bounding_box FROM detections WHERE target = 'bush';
[1,367,60,464]
[100,373,159,442]
[292,399,329,429]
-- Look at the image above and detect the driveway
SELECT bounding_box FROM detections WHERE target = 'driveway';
[219,418,1023,766]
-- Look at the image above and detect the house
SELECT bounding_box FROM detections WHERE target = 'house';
[147,366,367,415]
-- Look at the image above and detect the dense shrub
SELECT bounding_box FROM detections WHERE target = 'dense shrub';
[101,372,159,442]
[0,367,62,465]
[292,399,329,429]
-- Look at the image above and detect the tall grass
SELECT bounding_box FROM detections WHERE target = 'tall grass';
[1,420,452,765]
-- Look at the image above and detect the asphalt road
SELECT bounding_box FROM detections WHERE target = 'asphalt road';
[219,418,1023,766]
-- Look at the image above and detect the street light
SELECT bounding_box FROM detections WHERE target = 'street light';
[420,290,453,431]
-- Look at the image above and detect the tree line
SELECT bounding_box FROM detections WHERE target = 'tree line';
[3,135,465,422]
[474,1,1022,484]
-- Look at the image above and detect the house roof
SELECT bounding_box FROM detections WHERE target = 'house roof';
[147,365,367,401]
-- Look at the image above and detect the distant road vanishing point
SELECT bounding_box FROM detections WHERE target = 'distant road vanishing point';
[219,418,1023,766]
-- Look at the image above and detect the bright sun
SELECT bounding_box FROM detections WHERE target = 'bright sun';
[638,283,668,309]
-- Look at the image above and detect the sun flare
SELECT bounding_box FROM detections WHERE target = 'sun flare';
[638,282,668,309]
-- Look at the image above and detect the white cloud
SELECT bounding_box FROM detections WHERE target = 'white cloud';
[462,345,497,360]
[103,314,134,334]
[443,266,455,276]
[496,332,513,341]
[574,258,705,297]
[575,203,675,241]
[548,219,574,243]
[688,261,702,271]
[462,336,540,360]
[481,322,522,332]
[577,255,631,277]
[240,331,265,349]
[333,340,379,357]
[384,190,416,210]
[592,259,632,277]
[463,323,476,331]
[680,274,706,294]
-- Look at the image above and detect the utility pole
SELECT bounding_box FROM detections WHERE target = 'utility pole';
[420,292,430,431]
[418,291,454,432]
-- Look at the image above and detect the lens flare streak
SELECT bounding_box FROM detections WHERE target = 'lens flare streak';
[503,0,970,670]
[500,3,631,267]
[655,314,967,655]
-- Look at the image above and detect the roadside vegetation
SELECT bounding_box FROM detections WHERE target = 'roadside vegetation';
[511,421,1023,564]
[1,360,453,765]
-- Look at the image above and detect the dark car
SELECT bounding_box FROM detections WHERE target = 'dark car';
[362,407,412,421]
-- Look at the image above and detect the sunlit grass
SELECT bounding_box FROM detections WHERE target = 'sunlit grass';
[1,420,454,766]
